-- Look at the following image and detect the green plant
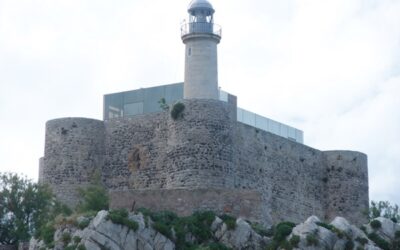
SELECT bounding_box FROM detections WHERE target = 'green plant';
[289,235,300,247]
[370,219,382,229]
[395,231,400,239]
[76,185,109,213]
[368,233,390,250]
[0,172,55,244]
[64,246,76,250]
[158,98,170,111]
[77,244,87,250]
[279,240,293,250]
[78,219,90,229]
[73,236,82,244]
[38,223,55,245]
[344,240,354,250]
[306,234,319,246]
[273,222,296,242]
[355,237,368,246]
[107,209,138,231]
[369,201,400,221]
[171,102,185,120]
[220,214,236,230]
[61,232,71,244]
[251,223,272,237]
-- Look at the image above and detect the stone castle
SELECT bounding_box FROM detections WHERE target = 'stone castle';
[39,0,369,226]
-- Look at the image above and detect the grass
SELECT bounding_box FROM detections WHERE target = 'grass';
[368,233,390,250]
[107,209,139,232]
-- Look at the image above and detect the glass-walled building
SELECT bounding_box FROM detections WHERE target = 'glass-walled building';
[103,83,304,144]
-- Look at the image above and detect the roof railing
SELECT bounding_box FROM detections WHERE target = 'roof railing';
[181,22,222,37]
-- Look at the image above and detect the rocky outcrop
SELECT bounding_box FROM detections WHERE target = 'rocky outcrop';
[29,211,400,250]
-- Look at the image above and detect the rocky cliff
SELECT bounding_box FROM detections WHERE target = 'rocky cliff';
[29,210,400,250]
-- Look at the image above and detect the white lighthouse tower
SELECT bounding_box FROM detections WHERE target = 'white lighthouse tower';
[181,0,221,100]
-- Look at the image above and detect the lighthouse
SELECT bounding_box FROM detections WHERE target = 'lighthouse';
[181,0,221,100]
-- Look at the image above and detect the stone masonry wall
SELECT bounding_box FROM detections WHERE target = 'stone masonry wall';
[234,123,328,224]
[324,151,369,224]
[41,118,105,208]
[40,99,369,225]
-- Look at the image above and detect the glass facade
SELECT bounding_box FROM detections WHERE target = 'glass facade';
[103,83,304,144]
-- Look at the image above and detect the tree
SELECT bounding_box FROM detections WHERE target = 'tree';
[0,173,63,244]
[76,171,109,213]
[369,200,400,222]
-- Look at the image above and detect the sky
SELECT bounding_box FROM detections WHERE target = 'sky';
[0,0,399,205]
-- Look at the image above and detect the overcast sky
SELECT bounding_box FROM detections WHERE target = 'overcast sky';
[0,0,399,205]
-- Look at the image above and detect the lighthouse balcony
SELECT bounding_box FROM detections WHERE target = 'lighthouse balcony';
[181,22,221,38]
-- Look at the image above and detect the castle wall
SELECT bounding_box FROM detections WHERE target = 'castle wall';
[234,123,328,224]
[103,99,236,190]
[110,188,264,223]
[41,118,105,207]
[40,100,368,225]
[324,151,369,224]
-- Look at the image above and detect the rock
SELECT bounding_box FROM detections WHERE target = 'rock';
[292,216,337,250]
[211,216,223,232]
[305,216,321,224]
[214,222,228,240]
[220,218,264,249]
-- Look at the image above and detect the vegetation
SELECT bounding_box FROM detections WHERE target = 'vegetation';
[251,223,273,237]
[158,98,170,111]
[344,240,354,250]
[171,102,185,120]
[107,209,139,231]
[219,214,237,230]
[0,172,68,245]
[368,233,391,250]
[289,235,300,247]
[355,237,368,246]
[135,209,235,250]
[316,221,344,238]
[265,221,297,250]
[370,219,382,229]
[369,201,400,222]
[306,233,319,246]
[76,172,109,213]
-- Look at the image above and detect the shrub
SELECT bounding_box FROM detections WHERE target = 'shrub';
[76,184,109,213]
[206,242,231,250]
[171,102,185,120]
[370,220,382,229]
[345,240,355,250]
[78,219,90,229]
[107,209,138,232]
[355,237,368,246]
[73,236,82,244]
[289,235,300,247]
[368,233,390,250]
[251,223,272,237]
[316,222,334,230]
[220,214,236,230]
[273,222,296,242]
[306,234,319,246]
[77,245,87,250]
[395,230,400,239]
[279,240,293,250]
[61,232,71,244]
[38,223,55,245]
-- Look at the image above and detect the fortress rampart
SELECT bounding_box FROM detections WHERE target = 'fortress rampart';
[40,99,369,225]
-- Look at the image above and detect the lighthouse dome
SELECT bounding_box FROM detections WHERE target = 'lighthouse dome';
[188,0,215,14]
